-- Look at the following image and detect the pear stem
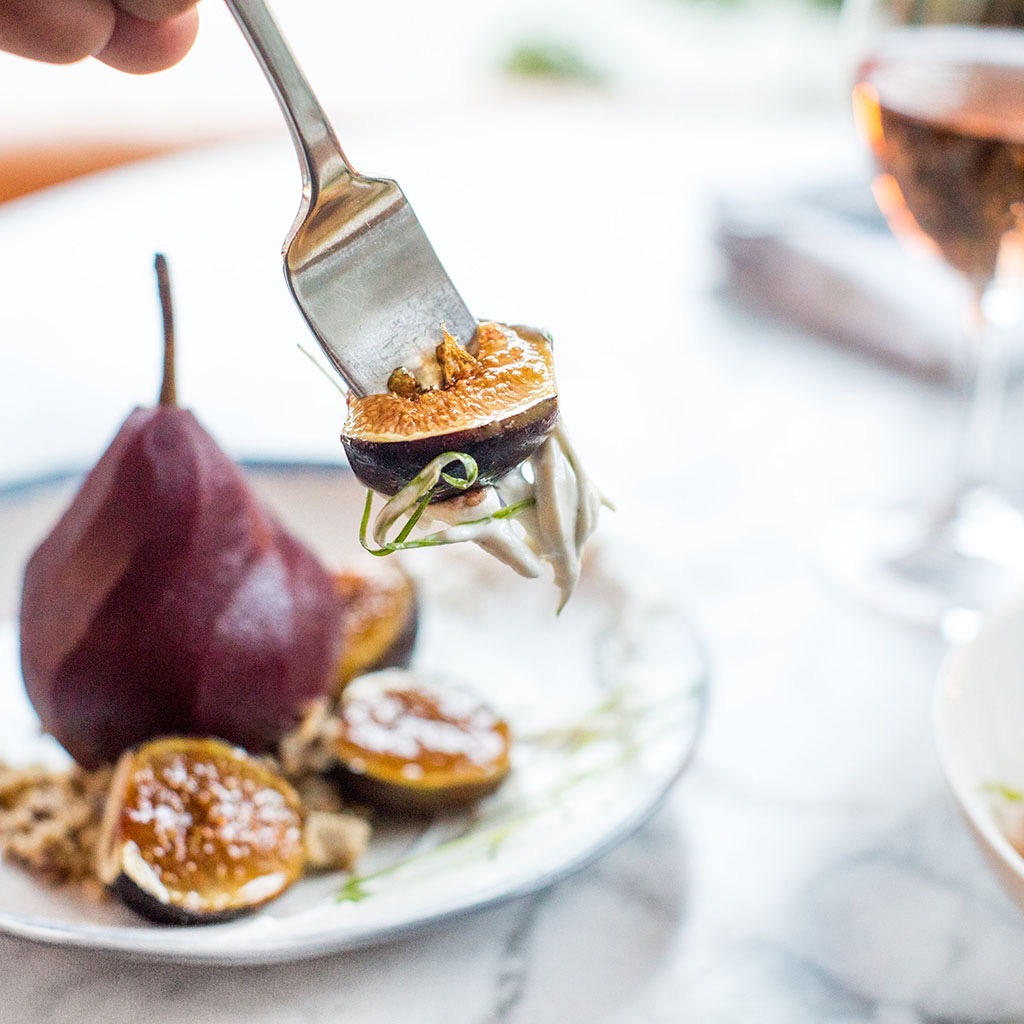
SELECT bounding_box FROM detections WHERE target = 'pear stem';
[155,253,177,407]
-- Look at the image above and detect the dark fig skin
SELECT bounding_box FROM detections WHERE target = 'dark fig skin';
[108,872,238,927]
[334,758,509,816]
[342,397,558,499]
[20,406,345,770]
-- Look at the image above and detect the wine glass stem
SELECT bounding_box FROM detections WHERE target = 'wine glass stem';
[955,289,1008,497]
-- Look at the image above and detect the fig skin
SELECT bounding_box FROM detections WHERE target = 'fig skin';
[96,737,305,924]
[327,671,512,813]
[19,406,345,770]
[341,322,558,499]
[342,400,558,499]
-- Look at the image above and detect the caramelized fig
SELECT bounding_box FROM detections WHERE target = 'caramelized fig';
[326,670,511,812]
[341,322,558,498]
[19,257,343,769]
[333,561,418,688]
[96,737,305,924]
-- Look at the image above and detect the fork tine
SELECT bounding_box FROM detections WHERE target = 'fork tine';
[225,0,476,397]
[286,180,477,398]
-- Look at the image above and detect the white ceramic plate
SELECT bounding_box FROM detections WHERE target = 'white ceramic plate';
[0,466,707,964]
[936,597,1024,910]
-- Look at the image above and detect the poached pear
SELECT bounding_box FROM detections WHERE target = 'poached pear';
[19,256,344,770]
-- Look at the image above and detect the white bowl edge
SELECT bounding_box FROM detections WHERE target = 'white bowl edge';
[935,594,1024,903]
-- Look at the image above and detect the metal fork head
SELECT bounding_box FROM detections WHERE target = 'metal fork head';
[285,171,477,399]
[224,0,476,399]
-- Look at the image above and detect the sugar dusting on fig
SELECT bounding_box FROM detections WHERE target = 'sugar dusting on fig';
[95,737,306,924]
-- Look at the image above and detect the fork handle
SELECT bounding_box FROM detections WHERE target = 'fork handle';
[223,0,354,196]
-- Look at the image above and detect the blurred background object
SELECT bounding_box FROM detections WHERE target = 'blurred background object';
[12,6,1024,1020]
[0,0,848,199]
[4,0,982,527]
[819,0,1024,636]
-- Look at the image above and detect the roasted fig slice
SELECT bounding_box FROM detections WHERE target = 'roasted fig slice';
[326,670,511,812]
[96,737,305,924]
[341,322,558,498]
[333,562,419,688]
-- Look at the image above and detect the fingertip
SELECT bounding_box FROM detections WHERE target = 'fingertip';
[95,7,198,74]
[115,0,199,20]
[0,0,116,66]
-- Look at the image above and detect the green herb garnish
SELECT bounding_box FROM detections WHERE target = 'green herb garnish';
[358,451,534,556]
[983,781,1024,802]
[503,40,605,83]
[334,685,698,904]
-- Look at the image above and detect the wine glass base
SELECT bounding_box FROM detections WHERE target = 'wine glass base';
[821,486,1024,642]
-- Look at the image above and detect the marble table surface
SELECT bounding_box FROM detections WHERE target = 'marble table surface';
[3,7,1024,1020]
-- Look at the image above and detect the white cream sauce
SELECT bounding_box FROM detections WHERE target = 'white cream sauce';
[420,421,606,609]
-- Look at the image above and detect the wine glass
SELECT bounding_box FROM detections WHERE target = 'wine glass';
[824,0,1024,640]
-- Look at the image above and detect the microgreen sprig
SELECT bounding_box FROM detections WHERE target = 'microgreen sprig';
[358,451,535,556]
[335,687,697,904]
[983,781,1024,803]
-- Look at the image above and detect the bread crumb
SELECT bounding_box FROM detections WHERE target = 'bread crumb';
[293,774,346,813]
[0,762,112,886]
[0,739,372,898]
[278,699,336,777]
[303,811,371,872]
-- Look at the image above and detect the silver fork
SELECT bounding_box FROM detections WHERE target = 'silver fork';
[224,0,477,397]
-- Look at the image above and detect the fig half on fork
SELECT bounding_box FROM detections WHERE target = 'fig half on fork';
[341,322,559,499]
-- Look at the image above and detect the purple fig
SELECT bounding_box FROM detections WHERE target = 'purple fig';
[19,256,344,770]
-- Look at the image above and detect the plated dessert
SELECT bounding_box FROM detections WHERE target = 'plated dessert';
[3,257,553,924]
[0,118,704,964]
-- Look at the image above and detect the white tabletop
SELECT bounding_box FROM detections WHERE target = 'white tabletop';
[4,2,1024,1021]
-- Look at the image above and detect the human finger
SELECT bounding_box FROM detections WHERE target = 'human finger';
[113,0,198,22]
[95,6,198,73]
[0,0,116,65]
